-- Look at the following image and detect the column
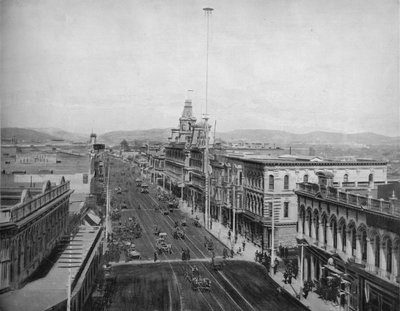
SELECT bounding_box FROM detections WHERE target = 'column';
[310,256,315,281]
[318,221,324,246]
[298,213,304,235]
[311,217,316,240]
[366,238,374,268]
[345,229,353,258]
[380,240,387,276]
[337,228,343,253]
[355,234,362,263]
[392,244,399,281]
[327,225,333,250]
[304,215,309,237]
[303,256,309,282]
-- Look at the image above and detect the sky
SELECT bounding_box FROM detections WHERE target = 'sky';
[1,0,399,136]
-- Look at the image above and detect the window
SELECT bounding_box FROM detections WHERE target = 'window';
[375,236,380,268]
[268,175,274,190]
[284,175,289,190]
[283,202,289,218]
[369,174,374,182]
[386,239,392,273]
[343,174,349,183]
[303,174,308,183]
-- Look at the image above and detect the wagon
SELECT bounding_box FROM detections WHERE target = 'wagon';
[211,256,224,270]
[156,239,172,254]
[191,277,211,292]
[173,227,185,240]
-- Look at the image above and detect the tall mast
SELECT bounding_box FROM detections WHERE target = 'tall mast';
[203,7,214,230]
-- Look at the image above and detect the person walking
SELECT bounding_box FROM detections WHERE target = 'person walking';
[242,240,246,251]
[273,258,279,275]
[154,251,158,262]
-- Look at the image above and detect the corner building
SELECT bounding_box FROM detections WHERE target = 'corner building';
[209,155,388,250]
[296,172,399,311]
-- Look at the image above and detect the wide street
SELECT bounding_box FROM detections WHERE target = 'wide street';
[103,158,308,311]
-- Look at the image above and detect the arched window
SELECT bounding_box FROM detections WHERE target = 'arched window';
[341,224,346,252]
[343,174,349,183]
[303,174,309,183]
[386,239,392,273]
[331,219,337,249]
[375,236,380,268]
[361,230,367,261]
[308,211,312,237]
[351,227,357,256]
[284,175,289,190]
[369,174,374,182]
[269,175,274,191]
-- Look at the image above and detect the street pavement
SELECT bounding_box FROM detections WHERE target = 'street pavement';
[178,201,340,311]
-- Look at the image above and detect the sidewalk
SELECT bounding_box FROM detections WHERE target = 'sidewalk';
[179,201,338,311]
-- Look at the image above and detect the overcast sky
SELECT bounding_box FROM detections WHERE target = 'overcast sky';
[1,0,399,136]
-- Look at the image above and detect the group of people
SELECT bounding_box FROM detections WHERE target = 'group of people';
[278,244,290,259]
[181,248,191,261]
[282,260,298,285]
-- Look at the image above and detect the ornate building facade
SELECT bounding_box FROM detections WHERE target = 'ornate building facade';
[0,177,73,292]
[209,155,388,251]
[296,172,399,311]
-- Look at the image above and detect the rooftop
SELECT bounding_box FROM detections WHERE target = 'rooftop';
[0,225,102,311]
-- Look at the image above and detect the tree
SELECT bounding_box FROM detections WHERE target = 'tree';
[120,139,130,152]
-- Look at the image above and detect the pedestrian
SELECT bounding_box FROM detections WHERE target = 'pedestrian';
[228,230,231,240]
[223,248,228,259]
[273,258,279,275]
[242,240,246,251]
[303,287,309,299]
[285,247,288,258]
[234,235,238,244]
[154,251,158,262]
[255,250,259,262]
[230,247,234,258]
[288,274,292,285]
[279,244,283,257]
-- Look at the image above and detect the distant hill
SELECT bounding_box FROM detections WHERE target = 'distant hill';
[32,128,87,143]
[1,127,61,143]
[98,128,171,145]
[216,129,399,146]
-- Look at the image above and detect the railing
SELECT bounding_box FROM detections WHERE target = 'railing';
[10,182,71,223]
[297,183,399,217]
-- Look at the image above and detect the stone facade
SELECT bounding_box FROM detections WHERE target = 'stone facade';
[296,172,399,311]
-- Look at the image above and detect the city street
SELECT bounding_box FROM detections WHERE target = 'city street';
[103,159,308,311]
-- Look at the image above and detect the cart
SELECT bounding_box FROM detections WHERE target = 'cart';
[211,257,224,270]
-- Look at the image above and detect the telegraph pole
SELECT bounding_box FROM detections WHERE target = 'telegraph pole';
[203,7,213,230]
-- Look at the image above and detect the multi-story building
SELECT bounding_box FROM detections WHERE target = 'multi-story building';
[209,154,388,251]
[163,97,209,207]
[0,177,73,292]
[295,172,399,311]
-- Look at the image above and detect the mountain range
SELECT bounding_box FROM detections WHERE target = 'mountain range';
[1,127,399,146]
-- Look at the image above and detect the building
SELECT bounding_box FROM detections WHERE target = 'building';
[296,172,399,311]
[162,97,209,207]
[208,155,388,251]
[0,177,73,292]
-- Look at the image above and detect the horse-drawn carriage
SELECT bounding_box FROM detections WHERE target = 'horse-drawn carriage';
[204,236,214,251]
[193,216,201,228]
[184,267,211,292]
[211,256,224,270]
[173,227,185,239]
[156,233,172,254]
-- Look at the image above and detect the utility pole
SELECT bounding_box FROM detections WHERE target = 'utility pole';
[203,7,213,230]
[299,243,306,300]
